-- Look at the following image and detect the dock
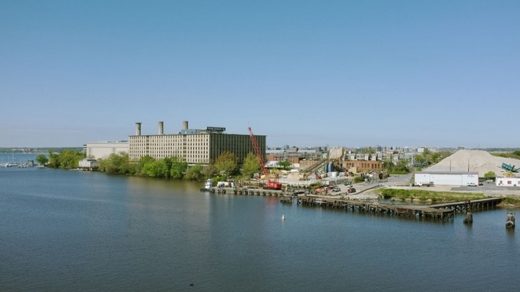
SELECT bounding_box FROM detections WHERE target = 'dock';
[207,187,290,197]
[204,187,503,222]
[297,195,455,221]
[429,198,502,213]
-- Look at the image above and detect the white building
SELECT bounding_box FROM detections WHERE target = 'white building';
[414,172,479,186]
[79,158,99,170]
[85,141,129,159]
[496,177,520,187]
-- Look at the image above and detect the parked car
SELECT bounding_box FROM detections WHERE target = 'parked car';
[347,187,356,193]
[467,183,477,187]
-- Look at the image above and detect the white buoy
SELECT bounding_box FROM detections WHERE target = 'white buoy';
[281,214,286,221]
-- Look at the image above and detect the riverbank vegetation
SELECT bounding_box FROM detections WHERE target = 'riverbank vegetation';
[96,151,260,182]
[379,188,486,203]
[47,150,85,169]
[498,196,520,208]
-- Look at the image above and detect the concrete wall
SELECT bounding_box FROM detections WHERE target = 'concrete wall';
[415,173,479,186]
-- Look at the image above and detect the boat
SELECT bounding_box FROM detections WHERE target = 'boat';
[200,179,213,192]
[506,213,515,229]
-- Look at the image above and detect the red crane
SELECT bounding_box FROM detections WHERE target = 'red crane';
[248,127,268,176]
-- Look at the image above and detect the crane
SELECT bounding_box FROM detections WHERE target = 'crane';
[248,127,268,176]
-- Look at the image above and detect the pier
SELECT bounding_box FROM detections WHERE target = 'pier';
[204,187,503,222]
[429,198,502,213]
[207,187,290,197]
[297,195,455,221]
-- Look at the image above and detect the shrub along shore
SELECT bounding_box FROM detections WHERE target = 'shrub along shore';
[379,188,520,208]
[43,150,263,182]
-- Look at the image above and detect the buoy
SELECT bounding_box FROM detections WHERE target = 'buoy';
[281,214,286,221]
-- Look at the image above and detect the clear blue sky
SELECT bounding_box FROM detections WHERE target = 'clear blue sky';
[1,0,519,148]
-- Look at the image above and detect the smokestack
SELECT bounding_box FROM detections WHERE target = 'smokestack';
[135,122,142,136]
[183,120,189,130]
[158,121,164,135]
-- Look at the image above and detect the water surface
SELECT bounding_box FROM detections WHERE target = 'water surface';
[1,167,518,291]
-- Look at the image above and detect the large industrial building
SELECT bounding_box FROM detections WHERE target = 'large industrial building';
[128,121,266,164]
[85,141,129,159]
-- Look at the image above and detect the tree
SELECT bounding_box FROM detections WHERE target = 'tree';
[136,156,155,176]
[202,164,217,179]
[241,152,260,178]
[46,150,84,169]
[142,159,169,178]
[214,151,237,176]
[484,171,496,180]
[170,157,188,179]
[99,153,135,175]
[185,165,204,181]
[36,154,48,166]
[277,160,292,170]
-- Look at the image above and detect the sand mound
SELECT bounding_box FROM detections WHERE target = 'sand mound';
[425,150,520,177]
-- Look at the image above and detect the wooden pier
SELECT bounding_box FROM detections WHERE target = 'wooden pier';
[204,187,503,222]
[207,187,291,197]
[297,195,455,221]
[429,198,502,213]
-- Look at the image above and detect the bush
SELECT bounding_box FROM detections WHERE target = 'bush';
[379,188,486,203]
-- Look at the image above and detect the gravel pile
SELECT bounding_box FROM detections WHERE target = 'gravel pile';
[425,150,520,177]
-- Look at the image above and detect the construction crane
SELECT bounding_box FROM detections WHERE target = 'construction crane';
[248,127,268,176]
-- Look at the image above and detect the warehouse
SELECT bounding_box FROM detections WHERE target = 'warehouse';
[85,141,129,159]
[414,172,479,186]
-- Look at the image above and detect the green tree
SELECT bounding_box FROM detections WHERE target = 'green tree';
[136,156,155,176]
[47,151,60,168]
[142,159,169,178]
[241,152,260,178]
[99,153,135,175]
[170,157,188,179]
[36,154,48,166]
[277,160,292,170]
[484,171,496,180]
[202,164,217,179]
[384,159,410,174]
[214,151,237,176]
[185,165,204,181]
[46,150,84,169]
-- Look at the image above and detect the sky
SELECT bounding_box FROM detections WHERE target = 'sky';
[1,0,519,148]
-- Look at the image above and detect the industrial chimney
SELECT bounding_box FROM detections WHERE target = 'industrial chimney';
[183,120,189,130]
[158,121,164,135]
[135,122,142,136]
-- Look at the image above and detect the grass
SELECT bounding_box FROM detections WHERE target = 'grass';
[492,151,520,160]
[498,196,520,208]
[379,188,486,204]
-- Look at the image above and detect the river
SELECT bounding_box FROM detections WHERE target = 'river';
[0,165,518,291]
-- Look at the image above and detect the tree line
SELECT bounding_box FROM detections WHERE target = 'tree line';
[36,150,84,169]
[39,150,262,181]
